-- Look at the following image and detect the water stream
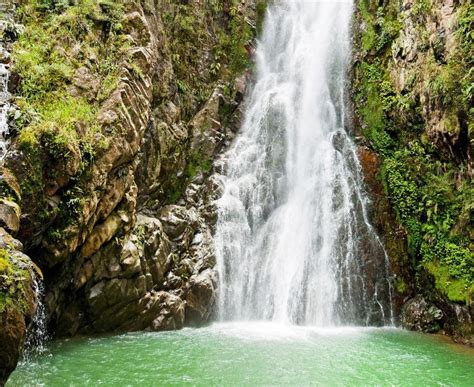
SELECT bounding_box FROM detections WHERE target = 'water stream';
[0,1,14,160]
[0,51,10,160]
[23,278,50,360]
[215,0,393,326]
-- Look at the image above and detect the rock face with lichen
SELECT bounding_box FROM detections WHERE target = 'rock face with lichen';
[353,0,473,344]
[0,0,263,379]
[0,228,37,385]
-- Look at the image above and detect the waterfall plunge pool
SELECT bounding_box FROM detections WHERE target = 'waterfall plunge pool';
[8,322,474,385]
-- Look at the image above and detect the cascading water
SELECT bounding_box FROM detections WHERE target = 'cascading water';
[0,55,10,160]
[24,277,49,359]
[0,2,13,160]
[215,0,393,326]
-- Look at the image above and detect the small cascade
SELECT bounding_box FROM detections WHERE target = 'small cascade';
[0,59,10,160]
[23,277,49,359]
[0,1,17,161]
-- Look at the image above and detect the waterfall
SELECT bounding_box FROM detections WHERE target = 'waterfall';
[215,0,393,326]
[0,58,10,160]
[24,277,49,359]
[0,3,13,161]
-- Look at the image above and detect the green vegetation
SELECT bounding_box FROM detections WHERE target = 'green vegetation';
[359,0,401,54]
[5,0,131,237]
[355,1,473,304]
[12,0,125,164]
[161,0,261,203]
[163,0,257,120]
[164,151,213,204]
[0,248,31,313]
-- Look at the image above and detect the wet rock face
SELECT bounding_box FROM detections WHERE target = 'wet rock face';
[0,0,255,342]
[353,0,473,343]
[50,176,220,335]
[185,268,217,325]
[357,146,412,321]
[401,296,444,333]
[0,229,37,385]
[0,309,24,385]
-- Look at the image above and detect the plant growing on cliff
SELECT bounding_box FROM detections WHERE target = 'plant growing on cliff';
[355,0,474,305]
[0,249,30,314]
[13,0,125,163]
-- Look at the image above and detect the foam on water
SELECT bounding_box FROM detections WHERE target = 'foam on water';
[206,321,395,342]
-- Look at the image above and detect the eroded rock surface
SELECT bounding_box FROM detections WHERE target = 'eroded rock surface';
[0,0,258,343]
[401,295,444,333]
[0,229,37,385]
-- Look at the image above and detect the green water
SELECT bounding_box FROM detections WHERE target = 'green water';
[8,323,474,386]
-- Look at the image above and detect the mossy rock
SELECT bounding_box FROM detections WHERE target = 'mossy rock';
[424,261,473,305]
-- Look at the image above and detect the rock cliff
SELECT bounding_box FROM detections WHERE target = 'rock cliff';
[0,0,472,383]
[0,0,264,381]
[353,0,473,344]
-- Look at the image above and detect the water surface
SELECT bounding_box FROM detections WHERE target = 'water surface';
[9,323,474,386]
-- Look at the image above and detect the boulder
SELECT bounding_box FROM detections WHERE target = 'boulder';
[0,232,37,385]
[185,268,217,325]
[401,295,444,333]
[150,292,185,331]
[0,308,26,385]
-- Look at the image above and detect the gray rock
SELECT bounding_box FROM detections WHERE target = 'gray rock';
[150,292,185,331]
[185,268,217,325]
[401,295,444,333]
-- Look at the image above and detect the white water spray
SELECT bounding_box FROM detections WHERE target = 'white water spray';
[215,0,393,326]
[0,56,10,160]
[0,2,14,160]
[24,277,49,359]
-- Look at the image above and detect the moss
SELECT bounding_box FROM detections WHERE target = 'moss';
[164,155,212,205]
[0,248,31,314]
[394,277,408,294]
[355,61,397,154]
[163,149,214,205]
[164,1,257,120]
[358,1,401,54]
[186,150,213,178]
[355,1,473,303]
[0,250,10,272]
[12,0,126,165]
[5,0,132,237]
[424,261,473,304]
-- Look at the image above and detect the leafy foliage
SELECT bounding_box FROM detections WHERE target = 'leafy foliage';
[355,1,473,303]
[12,0,125,163]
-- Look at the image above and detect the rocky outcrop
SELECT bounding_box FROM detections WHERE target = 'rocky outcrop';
[401,295,444,333]
[0,0,259,349]
[353,0,473,343]
[401,292,473,344]
[51,175,222,335]
[0,228,37,385]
